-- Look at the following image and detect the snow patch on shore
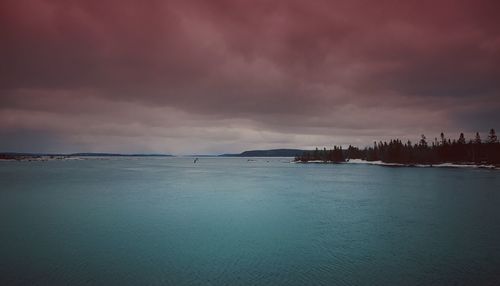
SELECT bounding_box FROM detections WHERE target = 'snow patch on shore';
[346,159,498,169]
[293,159,498,169]
[346,159,403,167]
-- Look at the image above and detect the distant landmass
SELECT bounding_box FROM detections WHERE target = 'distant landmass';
[220,149,307,157]
[0,152,172,161]
[69,153,173,157]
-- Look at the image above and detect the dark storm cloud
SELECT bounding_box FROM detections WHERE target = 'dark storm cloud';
[1,0,499,153]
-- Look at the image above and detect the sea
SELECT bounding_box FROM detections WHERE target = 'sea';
[1,157,500,285]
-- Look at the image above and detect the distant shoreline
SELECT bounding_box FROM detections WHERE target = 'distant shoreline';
[0,153,173,162]
[2,155,499,170]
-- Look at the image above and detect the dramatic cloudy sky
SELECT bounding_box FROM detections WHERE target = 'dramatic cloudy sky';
[1,0,499,154]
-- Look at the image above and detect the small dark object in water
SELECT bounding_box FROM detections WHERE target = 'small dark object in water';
[194,158,199,163]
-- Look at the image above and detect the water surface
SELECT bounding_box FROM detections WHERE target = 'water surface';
[1,157,500,285]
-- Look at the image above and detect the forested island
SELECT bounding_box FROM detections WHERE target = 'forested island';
[295,129,500,167]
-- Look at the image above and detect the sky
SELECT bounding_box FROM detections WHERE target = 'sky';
[1,0,499,155]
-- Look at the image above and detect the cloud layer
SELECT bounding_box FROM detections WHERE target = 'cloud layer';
[1,0,499,154]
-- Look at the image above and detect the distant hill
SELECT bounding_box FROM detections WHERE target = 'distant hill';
[69,153,172,157]
[220,149,307,157]
[0,152,173,157]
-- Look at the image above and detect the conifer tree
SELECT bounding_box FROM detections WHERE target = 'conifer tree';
[474,132,481,144]
[458,133,466,144]
[419,135,427,148]
[488,129,498,143]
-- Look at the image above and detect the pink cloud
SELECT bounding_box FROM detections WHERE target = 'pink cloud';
[1,0,499,153]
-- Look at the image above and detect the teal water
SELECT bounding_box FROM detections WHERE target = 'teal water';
[1,157,500,285]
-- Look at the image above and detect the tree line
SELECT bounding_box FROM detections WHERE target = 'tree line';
[295,129,500,165]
